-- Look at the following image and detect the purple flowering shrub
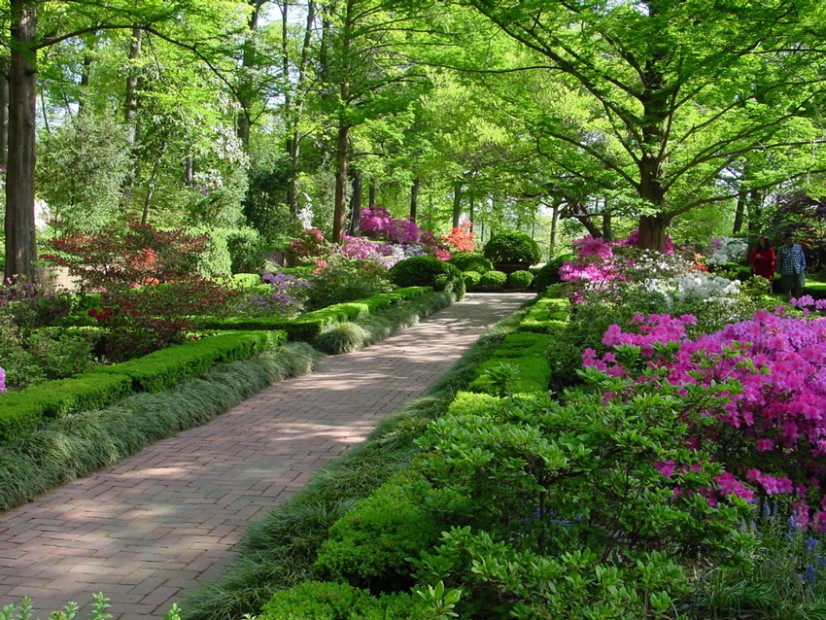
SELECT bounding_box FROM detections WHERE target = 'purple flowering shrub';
[239,272,310,318]
[584,307,826,530]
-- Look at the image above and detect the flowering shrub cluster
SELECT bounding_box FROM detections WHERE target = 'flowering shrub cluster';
[241,272,309,318]
[560,233,745,317]
[0,367,5,393]
[359,207,450,260]
[583,308,826,530]
[705,236,749,267]
[441,221,476,253]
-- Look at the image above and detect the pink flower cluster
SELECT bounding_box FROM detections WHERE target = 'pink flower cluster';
[360,207,421,244]
[584,308,826,528]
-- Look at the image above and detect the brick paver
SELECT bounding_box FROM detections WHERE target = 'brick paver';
[0,292,532,619]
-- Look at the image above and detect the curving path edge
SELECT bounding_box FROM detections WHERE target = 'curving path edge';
[0,292,532,619]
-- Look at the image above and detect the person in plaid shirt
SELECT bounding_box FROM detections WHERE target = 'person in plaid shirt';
[776,232,806,301]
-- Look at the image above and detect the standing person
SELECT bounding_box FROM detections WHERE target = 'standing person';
[777,232,806,301]
[749,236,776,281]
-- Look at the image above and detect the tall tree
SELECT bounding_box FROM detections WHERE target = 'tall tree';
[451,0,826,250]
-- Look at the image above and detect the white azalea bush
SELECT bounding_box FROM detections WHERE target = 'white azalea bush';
[705,236,749,267]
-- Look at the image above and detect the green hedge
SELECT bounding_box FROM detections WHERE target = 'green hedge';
[96,330,286,392]
[0,373,133,443]
[0,330,287,443]
[313,470,448,590]
[518,294,571,333]
[201,287,432,341]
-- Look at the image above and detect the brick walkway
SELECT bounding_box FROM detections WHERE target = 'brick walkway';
[0,292,532,619]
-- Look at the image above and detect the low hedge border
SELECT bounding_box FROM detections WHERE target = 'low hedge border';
[97,330,287,392]
[0,330,286,444]
[200,286,432,341]
[0,343,321,512]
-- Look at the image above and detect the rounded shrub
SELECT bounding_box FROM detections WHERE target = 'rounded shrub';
[478,270,507,291]
[463,270,482,290]
[389,256,464,296]
[483,231,541,265]
[312,323,369,354]
[447,252,493,274]
[534,254,572,294]
[507,270,534,290]
[226,227,267,274]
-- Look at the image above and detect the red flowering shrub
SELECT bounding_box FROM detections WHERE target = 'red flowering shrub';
[42,222,242,361]
[441,221,476,253]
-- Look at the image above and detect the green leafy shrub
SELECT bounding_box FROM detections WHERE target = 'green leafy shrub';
[389,256,464,297]
[482,231,541,265]
[507,269,534,289]
[534,255,572,294]
[226,227,267,274]
[261,581,425,619]
[478,270,507,291]
[306,257,393,311]
[462,270,482,291]
[313,471,451,590]
[447,252,493,273]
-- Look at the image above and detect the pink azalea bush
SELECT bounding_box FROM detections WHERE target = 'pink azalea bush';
[583,307,826,529]
[359,207,450,260]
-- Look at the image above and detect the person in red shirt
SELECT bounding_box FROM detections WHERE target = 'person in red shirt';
[749,235,776,281]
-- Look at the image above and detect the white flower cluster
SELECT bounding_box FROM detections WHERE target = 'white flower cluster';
[705,237,749,266]
[640,271,741,310]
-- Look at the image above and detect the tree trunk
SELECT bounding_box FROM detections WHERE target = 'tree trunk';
[122,27,142,206]
[747,188,762,232]
[332,115,349,243]
[5,0,37,280]
[347,168,361,235]
[368,180,376,206]
[451,180,462,228]
[468,193,474,230]
[550,203,560,258]
[237,0,262,152]
[0,58,8,168]
[410,176,420,222]
[602,206,612,241]
[637,214,670,251]
[732,188,746,235]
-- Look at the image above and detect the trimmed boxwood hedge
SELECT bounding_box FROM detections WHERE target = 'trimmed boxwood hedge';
[97,330,287,392]
[0,373,133,443]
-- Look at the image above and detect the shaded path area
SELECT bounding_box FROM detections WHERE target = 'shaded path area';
[0,293,532,619]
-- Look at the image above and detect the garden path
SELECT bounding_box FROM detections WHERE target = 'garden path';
[0,292,533,619]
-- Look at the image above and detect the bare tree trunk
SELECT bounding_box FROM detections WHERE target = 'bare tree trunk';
[0,58,8,168]
[285,1,315,216]
[451,181,462,228]
[368,180,376,206]
[550,203,560,258]
[410,177,420,222]
[602,206,612,241]
[122,27,142,207]
[332,116,349,243]
[747,189,762,232]
[5,0,37,280]
[637,214,670,251]
[347,168,361,235]
[732,189,746,235]
[237,0,263,152]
